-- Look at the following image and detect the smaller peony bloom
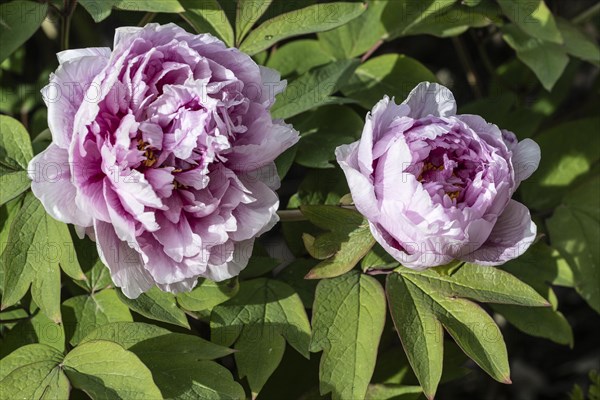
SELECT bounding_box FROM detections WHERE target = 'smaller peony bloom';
[28,23,298,297]
[336,82,541,269]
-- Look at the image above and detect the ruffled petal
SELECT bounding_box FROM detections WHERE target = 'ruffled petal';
[459,200,537,266]
[403,82,456,119]
[28,144,92,227]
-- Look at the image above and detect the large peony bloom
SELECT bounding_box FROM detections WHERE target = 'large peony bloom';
[336,82,540,269]
[29,23,298,297]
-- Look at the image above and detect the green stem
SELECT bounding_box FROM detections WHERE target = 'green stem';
[277,210,307,222]
[138,12,157,27]
[452,36,483,99]
[572,2,600,24]
[61,0,78,50]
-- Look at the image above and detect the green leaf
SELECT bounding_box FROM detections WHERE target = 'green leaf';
[0,171,30,206]
[180,0,235,46]
[318,0,390,60]
[547,176,600,313]
[300,204,364,232]
[211,278,311,394]
[556,17,600,66]
[235,0,273,44]
[0,306,66,358]
[0,344,68,399]
[403,264,549,307]
[63,340,163,399]
[287,168,349,208]
[342,54,437,109]
[387,267,515,398]
[305,224,375,279]
[271,60,359,119]
[497,0,562,43]
[150,359,245,400]
[80,322,242,399]
[386,273,443,399]
[293,105,363,169]
[116,286,190,329]
[1,194,51,316]
[79,0,183,22]
[0,1,48,63]
[266,39,334,77]
[177,278,239,312]
[492,304,573,346]
[239,2,368,55]
[520,118,600,210]
[277,258,319,309]
[0,197,22,294]
[502,24,569,91]
[0,130,27,163]
[365,384,423,400]
[399,1,495,38]
[310,270,386,400]
[361,245,399,272]
[0,114,33,174]
[115,0,184,13]
[62,289,133,346]
[80,321,170,347]
[386,267,522,398]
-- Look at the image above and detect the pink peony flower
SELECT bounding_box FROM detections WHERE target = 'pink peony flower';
[336,82,541,269]
[29,23,298,298]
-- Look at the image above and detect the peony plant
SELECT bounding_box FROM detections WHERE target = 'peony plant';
[0,1,598,400]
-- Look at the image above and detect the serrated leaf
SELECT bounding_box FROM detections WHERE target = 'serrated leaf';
[520,118,600,210]
[497,0,562,44]
[0,1,48,63]
[62,289,133,346]
[502,23,569,91]
[266,39,334,77]
[341,54,437,109]
[177,278,239,312]
[239,2,367,55]
[547,176,600,313]
[63,340,163,399]
[180,0,235,46]
[271,60,359,119]
[211,278,311,394]
[116,286,190,329]
[387,268,513,399]
[236,0,273,44]
[310,270,386,400]
[0,344,68,399]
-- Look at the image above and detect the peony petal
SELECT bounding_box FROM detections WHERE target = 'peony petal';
[43,57,108,149]
[459,200,537,266]
[336,142,380,221]
[403,82,456,119]
[203,239,254,281]
[94,220,155,299]
[28,144,92,227]
[512,138,541,186]
[56,47,111,64]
